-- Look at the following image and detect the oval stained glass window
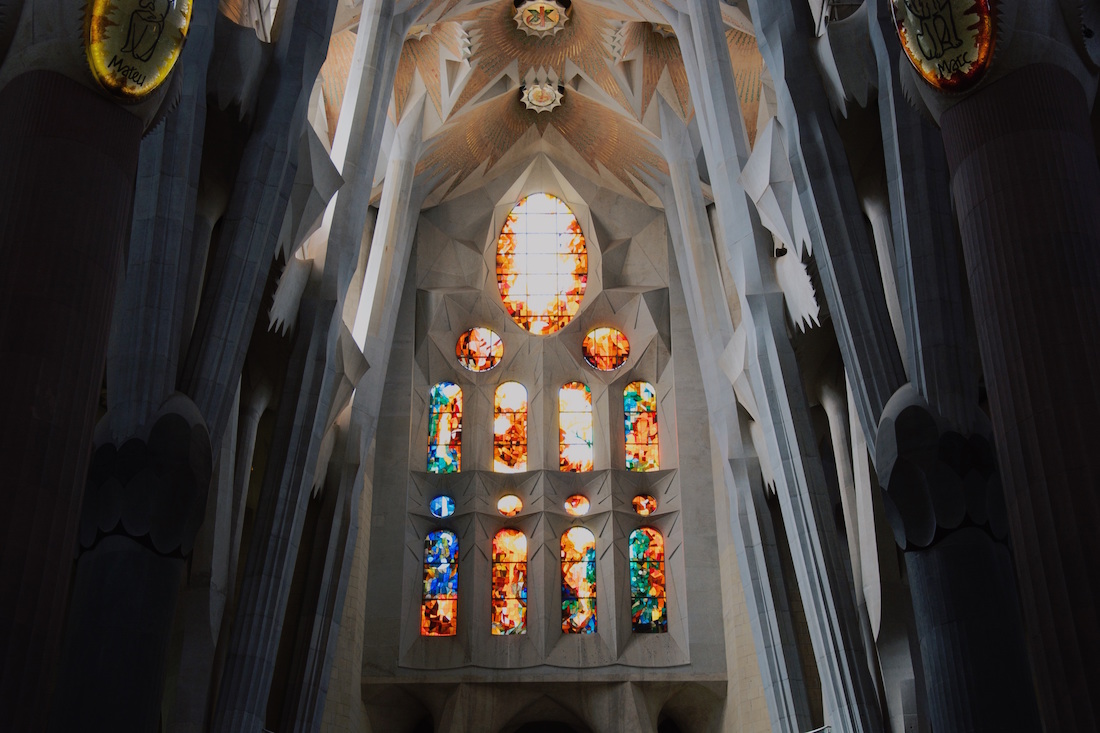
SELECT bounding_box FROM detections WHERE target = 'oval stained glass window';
[564,494,590,516]
[496,193,587,335]
[456,327,503,371]
[583,327,629,371]
[430,495,456,518]
[497,494,523,517]
[632,495,657,516]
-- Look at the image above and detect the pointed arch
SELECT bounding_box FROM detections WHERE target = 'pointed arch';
[561,526,597,633]
[427,382,462,473]
[422,530,458,636]
[624,380,659,471]
[629,527,667,633]
[494,381,528,472]
[491,528,527,634]
[559,381,593,471]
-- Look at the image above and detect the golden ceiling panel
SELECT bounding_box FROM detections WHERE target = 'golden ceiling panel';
[727,26,762,145]
[418,87,666,201]
[620,22,691,121]
[451,0,630,116]
[394,22,467,120]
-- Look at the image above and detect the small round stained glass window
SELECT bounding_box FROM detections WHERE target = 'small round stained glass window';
[456,327,503,372]
[496,193,587,335]
[564,494,590,516]
[430,495,456,518]
[583,327,629,371]
[497,494,523,517]
[632,495,657,516]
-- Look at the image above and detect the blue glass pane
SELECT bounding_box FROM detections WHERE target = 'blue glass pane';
[425,530,458,564]
[430,495,455,518]
[424,562,458,597]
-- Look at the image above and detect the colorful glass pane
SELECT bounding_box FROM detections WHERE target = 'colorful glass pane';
[624,381,659,471]
[561,527,596,633]
[492,529,528,634]
[422,530,458,636]
[629,527,666,632]
[496,494,523,517]
[494,382,528,473]
[427,382,462,473]
[456,327,504,372]
[563,494,590,516]
[632,495,657,516]
[582,327,630,371]
[559,381,593,472]
[430,495,456,517]
[496,193,588,335]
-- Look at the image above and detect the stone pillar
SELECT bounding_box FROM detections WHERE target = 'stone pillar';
[50,397,212,731]
[0,70,141,731]
[876,395,1039,732]
[938,62,1100,732]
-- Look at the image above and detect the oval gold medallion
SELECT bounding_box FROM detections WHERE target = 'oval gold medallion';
[86,0,193,101]
[891,0,994,92]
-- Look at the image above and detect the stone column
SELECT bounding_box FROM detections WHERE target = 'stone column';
[0,70,141,731]
[938,62,1100,732]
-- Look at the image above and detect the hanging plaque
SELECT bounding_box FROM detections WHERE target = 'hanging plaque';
[891,0,994,91]
[86,0,193,100]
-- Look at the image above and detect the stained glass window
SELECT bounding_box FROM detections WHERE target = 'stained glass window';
[492,529,527,635]
[582,327,630,371]
[494,382,527,473]
[632,495,657,516]
[559,381,593,472]
[624,381,659,471]
[422,530,458,636]
[456,327,503,372]
[561,527,597,633]
[430,495,456,518]
[563,494,590,516]
[497,494,523,517]
[427,382,462,473]
[629,527,666,633]
[496,193,587,335]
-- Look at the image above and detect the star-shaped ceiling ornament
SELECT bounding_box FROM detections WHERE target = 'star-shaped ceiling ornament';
[513,0,570,38]
[521,82,564,112]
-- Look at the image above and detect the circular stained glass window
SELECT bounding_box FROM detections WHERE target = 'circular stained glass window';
[456,327,503,372]
[496,193,587,335]
[632,495,657,516]
[564,494,590,516]
[497,494,523,517]
[582,327,629,370]
[430,495,456,518]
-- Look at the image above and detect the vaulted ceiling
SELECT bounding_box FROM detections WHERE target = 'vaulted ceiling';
[316,0,763,204]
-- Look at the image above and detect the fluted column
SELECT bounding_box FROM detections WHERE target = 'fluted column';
[939,62,1100,732]
[0,70,141,731]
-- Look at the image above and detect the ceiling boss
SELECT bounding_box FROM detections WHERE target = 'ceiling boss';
[891,0,994,91]
[85,0,192,100]
[514,0,570,38]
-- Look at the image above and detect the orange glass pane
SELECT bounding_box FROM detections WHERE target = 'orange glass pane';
[632,495,657,516]
[492,529,527,635]
[456,327,504,372]
[494,382,527,472]
[421,599,458,636]
[559,382,593,472]
[563,494,590,516]
[624,381,659,471]
[582,327,630,371]
[427,382,461,473]
[496,193,588,335]
[496,494,523,517]
[561,527,596,633]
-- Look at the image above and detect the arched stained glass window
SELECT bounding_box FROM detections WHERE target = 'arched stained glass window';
[427,382,462,473]
[561,527,597,633]
[492,529,527,635]
[422,530,458,636]
[496,193,587,335]
[629,527,667,633]
[559,381,593,472]
[624,381,659,471]
[494,382,527,473]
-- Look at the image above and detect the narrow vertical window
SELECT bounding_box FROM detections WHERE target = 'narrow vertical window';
[559,381,593,471]
[491,529,527,634]
[494,382,528,472]
[629,527,667,633]
[561,527,597,633]
[427,382,462,473]
[624,381,659,471]
[422,530,458,636]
